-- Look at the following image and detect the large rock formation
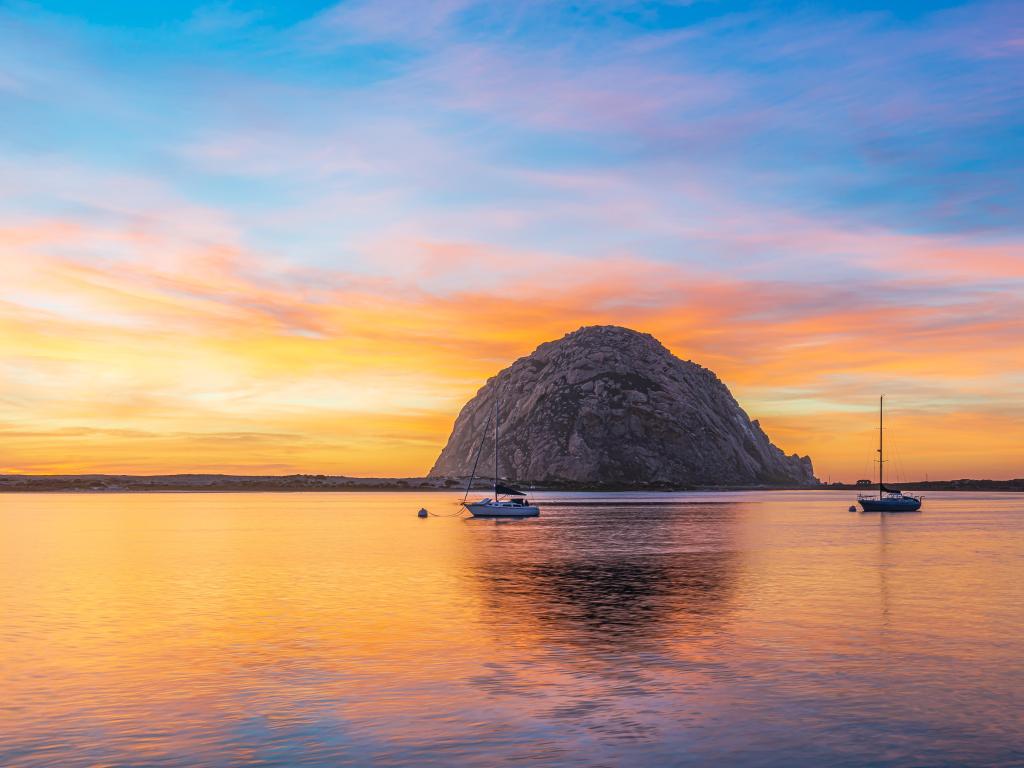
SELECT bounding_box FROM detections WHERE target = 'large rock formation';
[430,326,815,487]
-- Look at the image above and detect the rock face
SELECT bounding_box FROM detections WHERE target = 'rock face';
[429,326,815,487]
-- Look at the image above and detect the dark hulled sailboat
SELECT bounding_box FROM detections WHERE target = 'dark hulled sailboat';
[858,395,922,512]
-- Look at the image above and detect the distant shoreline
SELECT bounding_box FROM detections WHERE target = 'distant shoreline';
[1,474,1021,493]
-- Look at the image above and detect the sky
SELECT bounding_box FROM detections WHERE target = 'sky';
[1,0,1022,481]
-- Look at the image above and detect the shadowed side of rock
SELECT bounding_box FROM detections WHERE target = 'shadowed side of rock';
[429,326,815,488]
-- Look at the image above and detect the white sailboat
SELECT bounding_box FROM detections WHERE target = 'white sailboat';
[462,398,540,518]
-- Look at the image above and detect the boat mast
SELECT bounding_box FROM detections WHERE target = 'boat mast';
[493,397,497,505]
[878,394,884,499]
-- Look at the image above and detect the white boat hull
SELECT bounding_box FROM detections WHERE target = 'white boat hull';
[464,500,540,518]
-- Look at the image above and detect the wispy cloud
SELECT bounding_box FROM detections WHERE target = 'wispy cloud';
[0,0,1020,478]
[184,3,263,35]
[3,198,1022,478]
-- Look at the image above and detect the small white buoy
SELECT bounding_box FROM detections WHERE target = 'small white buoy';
[848,505,857,512]
[418,508,429,518]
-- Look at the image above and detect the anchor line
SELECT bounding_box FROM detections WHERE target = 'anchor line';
[428,506,470,518]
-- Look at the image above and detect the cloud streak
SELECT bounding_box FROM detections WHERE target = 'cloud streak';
[3,203,1022,478]
[0,1,1020,479]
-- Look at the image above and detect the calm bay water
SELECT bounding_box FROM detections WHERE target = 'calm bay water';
[1,490,1021,767]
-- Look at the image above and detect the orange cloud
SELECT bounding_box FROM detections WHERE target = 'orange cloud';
[1,220,1022,480]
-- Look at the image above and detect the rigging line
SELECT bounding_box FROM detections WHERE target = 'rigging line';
[462,405,493,504]
[861,431,873,481]
[899,426,911,482]
[889,416,907,484]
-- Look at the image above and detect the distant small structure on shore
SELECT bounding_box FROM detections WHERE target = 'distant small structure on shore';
[856,479,872,486]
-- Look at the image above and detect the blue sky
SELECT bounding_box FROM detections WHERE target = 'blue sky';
[5,0,1020,246]
[1,0,1022,477]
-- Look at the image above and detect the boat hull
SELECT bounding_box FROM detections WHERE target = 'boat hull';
[464,501,540,518]
[858,496,922,512]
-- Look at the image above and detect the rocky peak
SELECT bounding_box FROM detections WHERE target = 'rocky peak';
[429,325,815,488]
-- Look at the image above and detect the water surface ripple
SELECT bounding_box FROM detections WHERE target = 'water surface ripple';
[1,491,1021,766]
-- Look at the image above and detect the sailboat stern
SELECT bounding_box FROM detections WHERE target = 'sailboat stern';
[463,498,541,518]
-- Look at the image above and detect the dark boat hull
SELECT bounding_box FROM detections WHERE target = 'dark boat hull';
[859,496,922,512]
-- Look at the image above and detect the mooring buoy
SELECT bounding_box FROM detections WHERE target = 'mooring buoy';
[418,508,429,518]
[848,505,857,512]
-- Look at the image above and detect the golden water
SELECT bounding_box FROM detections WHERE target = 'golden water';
[1,491,1021,766]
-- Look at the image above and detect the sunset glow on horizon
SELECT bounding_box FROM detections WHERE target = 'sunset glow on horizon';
[1,1,1022,481]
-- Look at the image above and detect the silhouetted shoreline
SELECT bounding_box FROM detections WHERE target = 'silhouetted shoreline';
[1,474,1021,493]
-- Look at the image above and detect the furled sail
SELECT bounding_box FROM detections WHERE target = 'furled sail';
[495,483,526,496]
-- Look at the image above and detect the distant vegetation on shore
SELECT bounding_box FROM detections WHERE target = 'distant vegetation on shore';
[0,474,459,493]
[821,479,1024,492]
[1,475,1021,493]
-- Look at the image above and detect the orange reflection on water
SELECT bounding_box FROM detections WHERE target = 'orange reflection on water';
[1,491,1022,766]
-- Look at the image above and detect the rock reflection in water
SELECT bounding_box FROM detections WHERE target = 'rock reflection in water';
[466,500,740,650]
